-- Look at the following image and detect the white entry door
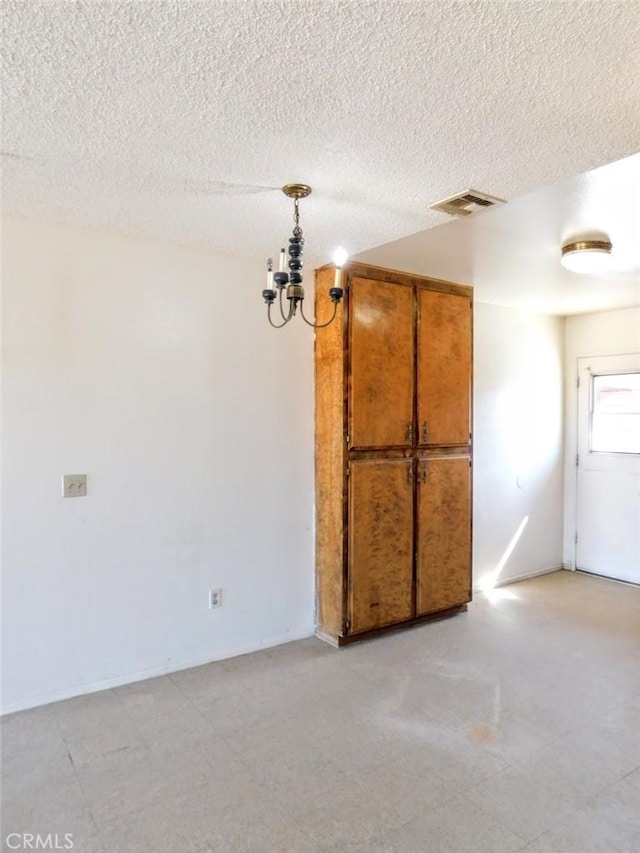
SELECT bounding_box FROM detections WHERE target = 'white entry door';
[576,354,640,584]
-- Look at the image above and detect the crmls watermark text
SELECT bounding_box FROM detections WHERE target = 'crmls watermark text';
[5,834,74,850]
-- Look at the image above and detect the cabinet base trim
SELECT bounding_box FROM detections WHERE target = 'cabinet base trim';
[314,627,341,648]
[316,603,468,648]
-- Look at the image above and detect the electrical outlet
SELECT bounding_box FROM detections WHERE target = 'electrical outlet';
[209,589,222,609]
[62,474,87,498]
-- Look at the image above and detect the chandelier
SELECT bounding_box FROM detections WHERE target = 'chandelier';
[262,184,347,328]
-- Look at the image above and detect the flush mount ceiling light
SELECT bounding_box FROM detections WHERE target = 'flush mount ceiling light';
[262,184,346,329]
[561,239,613,274]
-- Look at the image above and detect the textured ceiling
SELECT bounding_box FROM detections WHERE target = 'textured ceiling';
[2,0,640,307]
[359,153,640,315]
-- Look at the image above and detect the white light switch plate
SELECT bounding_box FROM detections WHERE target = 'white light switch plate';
[62,474,87,497]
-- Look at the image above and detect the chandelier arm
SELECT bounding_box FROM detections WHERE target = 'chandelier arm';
[278,287,291,322]
[299,300,338,329]
[267,303,293,329]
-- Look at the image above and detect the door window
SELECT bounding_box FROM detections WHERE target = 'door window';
[590,372,640,454]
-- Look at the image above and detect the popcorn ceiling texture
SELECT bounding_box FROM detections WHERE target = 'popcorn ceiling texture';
[2,0,639,265]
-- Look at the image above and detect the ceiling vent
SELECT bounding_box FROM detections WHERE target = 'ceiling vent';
[429,189,506,217]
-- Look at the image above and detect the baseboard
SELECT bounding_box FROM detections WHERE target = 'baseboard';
[574,568,640,588]
[1,624,315,716]
[473,563,564,592]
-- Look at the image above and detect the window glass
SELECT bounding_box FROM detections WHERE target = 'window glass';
[591,372,640,454]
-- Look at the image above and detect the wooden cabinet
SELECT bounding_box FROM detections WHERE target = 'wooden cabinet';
[417,289,472,447]
[315,262,472,645]
[349,458,414,633]
[350,277,414,449]
[416,456,471,616]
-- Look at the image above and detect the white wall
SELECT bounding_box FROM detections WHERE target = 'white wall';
[1,215,315,713]
[1,220,570,712]
[562,307,640,566]
[473,303,565,590]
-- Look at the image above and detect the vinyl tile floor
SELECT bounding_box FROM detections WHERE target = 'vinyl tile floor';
[2,570,639,852]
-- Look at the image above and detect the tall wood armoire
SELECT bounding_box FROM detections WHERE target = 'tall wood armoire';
[315,262,472,644]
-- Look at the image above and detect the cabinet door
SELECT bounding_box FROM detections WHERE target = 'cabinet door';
[349,277,414,449]
[417,456,471,615]
[349,458,414,634]
[417,289,471,446]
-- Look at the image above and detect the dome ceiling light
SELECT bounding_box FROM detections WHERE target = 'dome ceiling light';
[561,238,613,274]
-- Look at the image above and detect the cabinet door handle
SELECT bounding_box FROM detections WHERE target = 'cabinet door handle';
[421,421,428,443]
[407,464,414,485]
[406,423,414,444]
[421,463,427,484]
